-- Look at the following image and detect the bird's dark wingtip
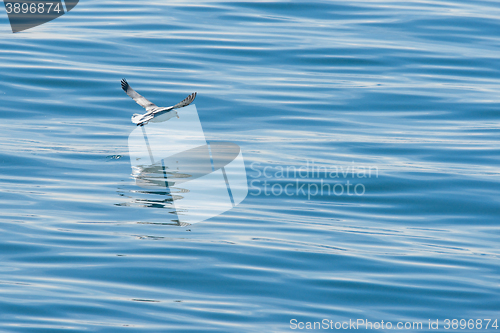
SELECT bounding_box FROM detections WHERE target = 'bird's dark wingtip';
[121,78,128,91]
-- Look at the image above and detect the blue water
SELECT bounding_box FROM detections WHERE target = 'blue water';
[1,0,500,331]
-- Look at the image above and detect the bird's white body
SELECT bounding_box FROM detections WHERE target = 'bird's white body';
[132,109,178,124]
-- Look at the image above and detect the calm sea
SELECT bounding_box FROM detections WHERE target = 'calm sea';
[0,0,499,332]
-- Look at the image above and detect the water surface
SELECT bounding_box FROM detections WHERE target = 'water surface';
[0,0,499,331]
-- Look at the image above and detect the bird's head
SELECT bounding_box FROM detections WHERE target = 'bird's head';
[131,113,143,124]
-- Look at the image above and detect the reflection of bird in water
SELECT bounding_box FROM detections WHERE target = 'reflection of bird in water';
[121,79,196,126]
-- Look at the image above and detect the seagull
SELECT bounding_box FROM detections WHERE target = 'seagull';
[121,79,196,126]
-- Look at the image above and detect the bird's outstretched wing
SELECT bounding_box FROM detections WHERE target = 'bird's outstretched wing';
[171,92,197,109]
[121,79,157,112]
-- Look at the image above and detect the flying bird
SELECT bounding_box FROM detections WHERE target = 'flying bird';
[121,79,196,126]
